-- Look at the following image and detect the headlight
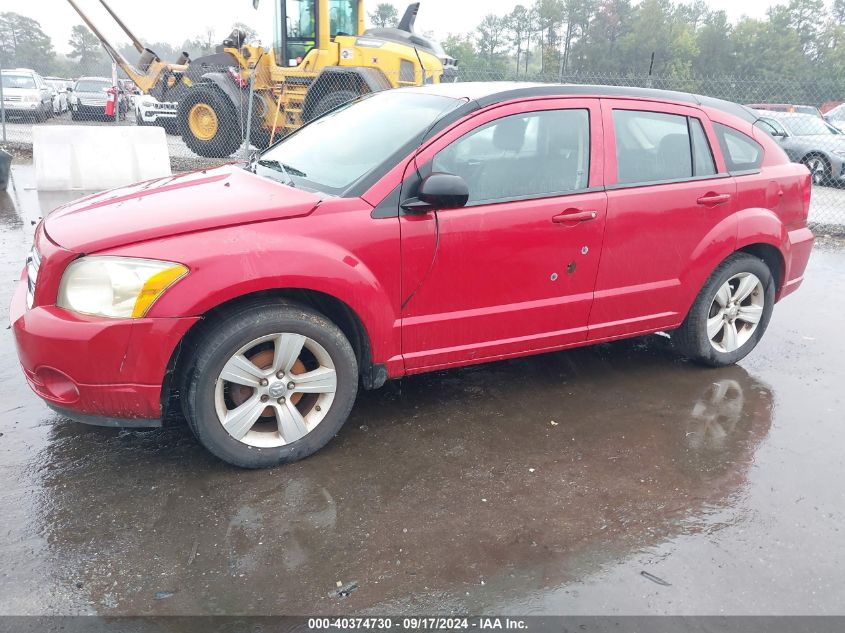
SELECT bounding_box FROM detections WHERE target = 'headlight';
[57,257,188,318]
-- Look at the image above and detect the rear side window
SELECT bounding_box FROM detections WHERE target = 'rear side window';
[714,123,764,172]
[612,110,717,185]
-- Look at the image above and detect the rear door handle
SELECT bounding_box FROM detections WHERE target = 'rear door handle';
[697,193,732,207]
[552,210,597,224]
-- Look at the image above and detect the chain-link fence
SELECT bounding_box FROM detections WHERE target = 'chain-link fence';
[2,61,845,227]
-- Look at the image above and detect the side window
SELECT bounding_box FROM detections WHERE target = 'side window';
[689,118,717,177]
[613,110,691,184]
[714,123,764,172]
[432,109,590,204]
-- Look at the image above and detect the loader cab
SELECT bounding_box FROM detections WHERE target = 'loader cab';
[275,0,365,67]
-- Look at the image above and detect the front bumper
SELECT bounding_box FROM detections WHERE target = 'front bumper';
[1,102,40,113]
[10,274,199,425]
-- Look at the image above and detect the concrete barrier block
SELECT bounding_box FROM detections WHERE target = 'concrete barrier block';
[34,125,171,191]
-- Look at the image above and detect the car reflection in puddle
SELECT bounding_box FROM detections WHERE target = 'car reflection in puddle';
[32,339,772,613]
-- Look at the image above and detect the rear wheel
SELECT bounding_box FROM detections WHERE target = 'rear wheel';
[184,302,359,468]
[803,154,831,186]
[672,253,775,367]
[178,85,241,158]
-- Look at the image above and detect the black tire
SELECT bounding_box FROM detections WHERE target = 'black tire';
[672,253,775,367]
[802,154,831,187]
[178,84,241,158]
[183,301,359,469]
[309,89,359,120]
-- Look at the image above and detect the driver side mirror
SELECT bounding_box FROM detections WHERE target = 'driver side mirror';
[402,172,469,214]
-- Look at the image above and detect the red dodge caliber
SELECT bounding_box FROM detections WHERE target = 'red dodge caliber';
[11,83,814,468]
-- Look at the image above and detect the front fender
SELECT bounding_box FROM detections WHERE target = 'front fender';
[107,220,401,370]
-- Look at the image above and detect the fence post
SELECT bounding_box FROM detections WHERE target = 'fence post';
[0,56,7,143]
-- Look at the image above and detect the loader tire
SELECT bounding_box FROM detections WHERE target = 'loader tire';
[179,85,241,158]
[310,89,359,120]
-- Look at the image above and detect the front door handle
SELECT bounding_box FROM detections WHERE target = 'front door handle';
[552,210,597,224]
[697,193,732,207]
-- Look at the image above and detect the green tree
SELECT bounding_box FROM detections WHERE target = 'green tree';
[68,24,104,68]
[369,3,399,28]
[617,0,674,74]
[476,14,508,68]
[505,5,532,76]
[535,0,565,74]
[0,12,55,73]
[569,0,632,73]
[692,10,734,76]
[442,33,480,70]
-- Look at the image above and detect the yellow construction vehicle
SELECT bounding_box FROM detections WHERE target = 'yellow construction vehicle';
[65,0,457,158]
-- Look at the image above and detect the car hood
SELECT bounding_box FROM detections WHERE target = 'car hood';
[44,165,322,253]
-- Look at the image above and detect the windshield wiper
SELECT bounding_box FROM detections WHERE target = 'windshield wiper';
[249,157,304,187]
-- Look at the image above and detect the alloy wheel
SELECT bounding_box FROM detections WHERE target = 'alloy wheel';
[706,272,765,353]
[214,333,338,448]
[806,157,827,185]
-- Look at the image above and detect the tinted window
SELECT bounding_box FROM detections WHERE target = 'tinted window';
[689,118,717,177]
[714,123,764,172]
[432,109,590,204]
[613,110,693,184]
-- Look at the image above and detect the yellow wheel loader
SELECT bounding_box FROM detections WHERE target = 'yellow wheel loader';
[66,0,457,158]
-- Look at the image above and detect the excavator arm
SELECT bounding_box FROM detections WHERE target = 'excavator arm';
[64,0,188,93]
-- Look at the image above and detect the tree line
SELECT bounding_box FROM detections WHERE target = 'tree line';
[5,2,845,105]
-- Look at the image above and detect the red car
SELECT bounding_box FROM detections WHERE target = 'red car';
[11,83,814,468]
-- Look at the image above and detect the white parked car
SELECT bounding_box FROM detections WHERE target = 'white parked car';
[44,77,71,114]
[0,68,54,122]
[823,103,845,133]
[135,94,178,133]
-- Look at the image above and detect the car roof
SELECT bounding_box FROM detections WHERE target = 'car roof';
[76,76,112,82]
[398,81,759,123]
[1,68,37,75]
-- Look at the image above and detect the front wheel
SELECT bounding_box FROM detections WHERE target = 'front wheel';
[672,253,775,367]
[178,85,241,158]
[184,302,359,468]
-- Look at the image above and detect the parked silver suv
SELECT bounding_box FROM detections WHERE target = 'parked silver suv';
[0,68,54,123]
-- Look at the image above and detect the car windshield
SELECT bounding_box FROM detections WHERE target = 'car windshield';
[1,74,36,89]
[777,114,839,136]
[75,80,110,93]
[256,91,463,194]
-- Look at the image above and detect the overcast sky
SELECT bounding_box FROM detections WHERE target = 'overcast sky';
[6,0,788,55]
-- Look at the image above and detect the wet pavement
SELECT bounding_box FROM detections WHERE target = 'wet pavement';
[1,166,844,616]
